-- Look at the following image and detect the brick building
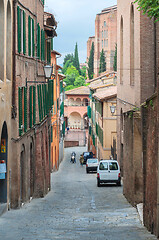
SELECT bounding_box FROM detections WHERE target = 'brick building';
[87,5,117,78]
[117,0,159,236]
[10,0,57,209]
[0,0,13,212]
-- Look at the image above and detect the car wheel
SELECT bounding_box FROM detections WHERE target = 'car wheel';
[97,179,101,187]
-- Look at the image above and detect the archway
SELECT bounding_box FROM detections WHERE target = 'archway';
[69,98,74,106]
[76,98,81,106]
[6,0,12,80]
[0,0,4,80]
[69,112,81,129]
[0,122,8,203]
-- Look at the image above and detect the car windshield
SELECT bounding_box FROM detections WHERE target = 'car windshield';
[87,159,98,164]
[84,152,90,156]
[109,162,118,170]
[99,162,108,170]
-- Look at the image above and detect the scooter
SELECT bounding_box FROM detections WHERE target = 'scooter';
[71,152,76,163]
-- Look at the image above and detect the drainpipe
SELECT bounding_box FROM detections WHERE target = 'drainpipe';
[12,0,17,119]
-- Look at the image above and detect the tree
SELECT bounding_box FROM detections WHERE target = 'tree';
[87,42,94,79]
[99,49,106,74]
[74,76,85,87]
[66,65,79,78]
[134,0,159,21]
[73,42,80,73]
[64,74,77,86]
[113,44,117,72]
[80,66,87,79]
[63,54,74,66]
[62,60,73,74]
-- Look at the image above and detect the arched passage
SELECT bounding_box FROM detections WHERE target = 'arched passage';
[83,98,89,106]
[0,0,4,80]
[0,122,8,203]
[69,112,82,129]
[83,113,89,129]
[6,0,12,80]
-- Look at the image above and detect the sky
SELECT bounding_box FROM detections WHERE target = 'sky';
[45,0,117,65]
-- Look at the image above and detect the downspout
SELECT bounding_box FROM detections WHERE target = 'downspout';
[12,0,17,119]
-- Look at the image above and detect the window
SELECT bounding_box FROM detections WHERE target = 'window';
[102,31,103,38]
[109,162,118,170]
[28,16,34,57]
[17,6,26,54]
[18,87,27,136]
[104,21,106,27]
[102,40,103,48]
[29,86,36,128]
[99,162,108,170]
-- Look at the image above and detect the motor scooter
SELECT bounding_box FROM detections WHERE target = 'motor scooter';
[71,152,76,163]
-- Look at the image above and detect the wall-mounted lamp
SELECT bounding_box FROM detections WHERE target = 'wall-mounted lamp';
[44,64,53,80]
[110,105,116,115]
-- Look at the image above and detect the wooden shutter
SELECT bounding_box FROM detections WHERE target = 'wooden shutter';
[24,87,27,132]
[18,87,22,136]
[28,16,31,56]
[32,19,35,57]
[33,86,36,125]
[17,6,21,53]
[23,10,26,54]
[37,24,40,58]
[29,86,32,128]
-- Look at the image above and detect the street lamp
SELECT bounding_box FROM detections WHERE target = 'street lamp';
[43,64,53,80]
[110,105,116,115]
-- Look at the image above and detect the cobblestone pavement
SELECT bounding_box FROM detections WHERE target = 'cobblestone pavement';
[0,147,157,240]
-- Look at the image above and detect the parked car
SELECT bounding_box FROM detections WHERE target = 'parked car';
[86,158,99,173]
[83,152,94,164]
[97,160,121,187]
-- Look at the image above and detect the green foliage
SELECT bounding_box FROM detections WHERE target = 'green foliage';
[113,44,117,71]
[134,0,159,21]
[87,42,94,79]
[63,54,74,66]
[99,49,106,74]
[80,66,86,78]
[74,76,85,87]
[73,42,81,74]
[62,60,73,74]
[66,65,79,78]
[64,74,77,86]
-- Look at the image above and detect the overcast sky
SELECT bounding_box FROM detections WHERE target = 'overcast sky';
[45,0,117,65]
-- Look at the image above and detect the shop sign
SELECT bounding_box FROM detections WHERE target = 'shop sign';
[1,139,6,153]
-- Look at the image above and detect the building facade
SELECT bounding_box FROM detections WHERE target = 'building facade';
[0,0,13,210]
[87,72,117,159]
[117,0,159,236]
[87,5,117,78]
[10,0,56,209]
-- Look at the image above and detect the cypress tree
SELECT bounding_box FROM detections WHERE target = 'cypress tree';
[73,42,80,73]
[113,44,117,71]
[87,42,94,80]
[99,49,106,74]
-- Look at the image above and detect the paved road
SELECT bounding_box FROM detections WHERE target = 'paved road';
[0,147,157,240]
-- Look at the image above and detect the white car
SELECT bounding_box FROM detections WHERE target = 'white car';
[86,158,99,173]
[97,160,121,187]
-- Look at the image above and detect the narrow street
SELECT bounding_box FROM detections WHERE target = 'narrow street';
[0,147,157,240]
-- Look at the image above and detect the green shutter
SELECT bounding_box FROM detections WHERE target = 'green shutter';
[24,87,27,132]
[40,85,43,119]
[51,38,53,51]
[32,19,35,57]
[37,24,40,58]
[33,86,36,125]
[18,87,22,136]
[29,86,32,128]
[47,42,51,64]
[23,11,26,54]
[17,6,21,53]
[37,85,41,122]
[28,16,31,56]
[41,29,43,60]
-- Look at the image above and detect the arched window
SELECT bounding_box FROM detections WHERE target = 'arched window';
[6,0,12,80]
[120,16,123,84]
[0,0,4,81]
[130,4,134,85]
